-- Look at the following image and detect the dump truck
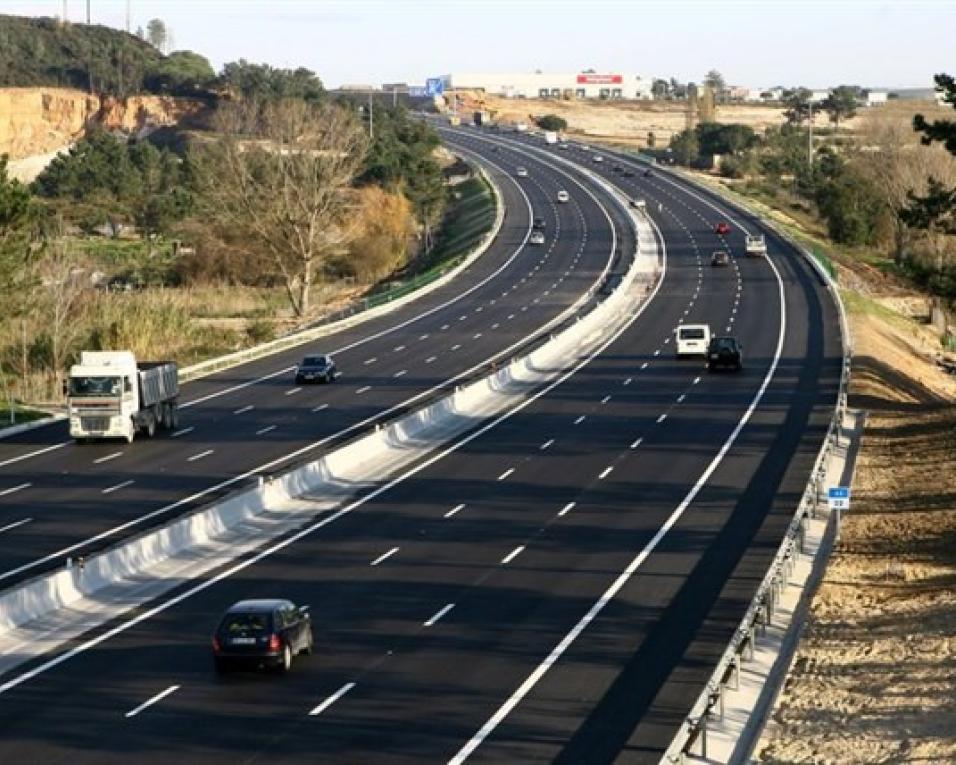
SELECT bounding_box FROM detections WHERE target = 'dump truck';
[745,234,767,257]
[67,351,179,443]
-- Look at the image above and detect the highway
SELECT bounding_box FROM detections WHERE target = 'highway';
[0,140,630,587]
[0,126,841,763]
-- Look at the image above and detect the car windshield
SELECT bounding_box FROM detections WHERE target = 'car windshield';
[220,612,271,634]
[712,338,737,350]
[680,328,706,340]
[69,376,121,397]
[302,356,327,366]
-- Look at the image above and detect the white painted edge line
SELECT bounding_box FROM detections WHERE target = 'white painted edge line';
[447,188,786,765]
[0,483,31,498]
[424,603,455,627]
[124,684,180,718]
[0,143,658,695]
[370,547,399,567]
[308,682,356,717]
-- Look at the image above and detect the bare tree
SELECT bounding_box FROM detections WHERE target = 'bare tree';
[34,238,86,397]
[855,105,956,264]
[192,99,368,317]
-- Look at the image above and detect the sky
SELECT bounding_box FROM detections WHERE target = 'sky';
[2,0,952,90]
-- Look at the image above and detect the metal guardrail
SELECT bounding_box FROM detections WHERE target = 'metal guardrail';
[657,170,852,765]
[178,162,504,384]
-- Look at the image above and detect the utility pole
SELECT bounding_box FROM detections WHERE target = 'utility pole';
[86,0,90,24]
[125,0,131,33]
[807,101,814,169]
[368,91,374,140]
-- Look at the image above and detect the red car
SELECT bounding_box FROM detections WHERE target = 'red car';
[715,222,731,235]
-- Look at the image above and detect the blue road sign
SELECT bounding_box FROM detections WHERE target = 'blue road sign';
[828,486,851,510]
[425,77,444,96]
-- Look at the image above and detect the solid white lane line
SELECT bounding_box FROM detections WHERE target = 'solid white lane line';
[0,518,32,534]
[394,370,408,378]
[0,483,31,497]
[0,443,67,470]
[598,466,613,480]
[187,450,214,462]
[558,502,576,517]
[170,427,194,438]
[630,437,643,449]
[497,467,515,481]
[233,405,254,415]
[102,480,134,495]
[125,685,180,718]
[424,603,455,627]
[308,683,356,717]
[445,503,465,518]
[657,414,667,424]
[285,388,302,396]
[355,386,371,394]
[539,439,554,450]
[256,426,276,435]
[574,415,585,425]
[94,452,123,465]
[370,547,399,566]
[501,546,525,565]
[312,404,328,413]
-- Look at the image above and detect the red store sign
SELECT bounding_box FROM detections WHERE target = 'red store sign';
[576,74,623,84]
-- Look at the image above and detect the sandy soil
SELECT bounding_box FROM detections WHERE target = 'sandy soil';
[755,290,956,763]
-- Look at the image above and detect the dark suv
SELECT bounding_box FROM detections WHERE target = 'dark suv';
[533,217,546,230]
[212,599,313,673]
[295,354,336,384]
[707,336,743,372]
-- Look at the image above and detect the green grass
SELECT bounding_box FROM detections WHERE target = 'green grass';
[0,401,51,429]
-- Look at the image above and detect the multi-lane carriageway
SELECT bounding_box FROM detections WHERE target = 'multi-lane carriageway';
[0,125,841,763]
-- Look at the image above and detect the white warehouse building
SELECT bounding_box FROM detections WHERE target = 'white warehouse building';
[438,72,654,100]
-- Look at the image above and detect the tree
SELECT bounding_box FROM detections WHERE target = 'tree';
[704,69,726,101]
[669,77,688,100]
[783,87,813,126]
[535,114,568,131]
[822,85,860,131]
[191,99,368,316]
[669,129,699,165]
[146,18,168,53]
[651,78,670,99]
[0,156,38,311]
[145,51,215,94]
[901,177,956,272]
[815,165,884,246]
[914,74,956,155]
[218,59,325,102]
[696,123,757,156]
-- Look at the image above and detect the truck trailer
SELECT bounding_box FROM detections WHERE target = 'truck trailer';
[67,351,179,443]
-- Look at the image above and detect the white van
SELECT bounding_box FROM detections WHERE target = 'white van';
[557,190,570,203]
[675,324,711,357]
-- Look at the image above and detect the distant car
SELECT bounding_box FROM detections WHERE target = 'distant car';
[559,142,570,150]
[593,155,604,163]
[622,169,634,177]
[516,166,528,177]
[557,190,570,203]
[581,144,590,151]
[707,336,743,372]
[675,324,712,358]
[612,164,623,172]
[643,168,654,177]
[295,354,336,384]
[533,217,546,230]
[711,250,731,267]
[529,230,546,245]
[715,221,731,235]
[598,274,624,296]
[212,599,313,673]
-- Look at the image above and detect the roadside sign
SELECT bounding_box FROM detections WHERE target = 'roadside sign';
[408,86,426,97]
[425,78,444,96]
[827,486,851,511]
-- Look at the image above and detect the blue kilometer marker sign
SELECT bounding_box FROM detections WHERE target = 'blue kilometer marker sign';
[827,486,851,510]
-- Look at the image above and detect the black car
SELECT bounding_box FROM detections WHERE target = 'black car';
[707,336,743,372]
[212,599,313,673]
[598,273,624,296]
[612,164,623,172]
[295,354,336,384]
[622,169,634,177]
[711,250,731,267]
[533,217,546,230]
[643,168,654,177]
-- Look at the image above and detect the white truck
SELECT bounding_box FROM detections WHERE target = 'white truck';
[67,351,179,443]
[745,234,767,257]
[544,130,558,144]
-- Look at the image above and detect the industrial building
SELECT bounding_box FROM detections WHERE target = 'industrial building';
[435,72,654,100]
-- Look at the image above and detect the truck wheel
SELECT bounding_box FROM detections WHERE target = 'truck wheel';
[169,407,179,430]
